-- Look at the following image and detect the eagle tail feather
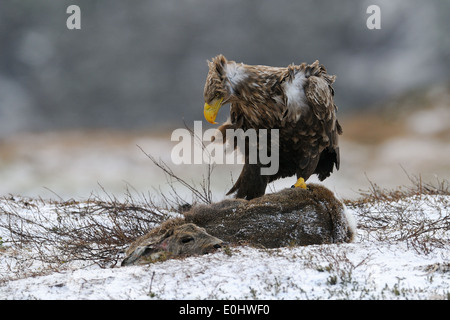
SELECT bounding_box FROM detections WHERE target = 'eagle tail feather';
[314,147,339,181]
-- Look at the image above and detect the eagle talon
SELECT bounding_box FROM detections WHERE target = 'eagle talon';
[292,177,307,190]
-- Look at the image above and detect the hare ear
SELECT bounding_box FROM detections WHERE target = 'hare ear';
[161,228,174,239]
[121,243,158,266]
[154,228,174,250]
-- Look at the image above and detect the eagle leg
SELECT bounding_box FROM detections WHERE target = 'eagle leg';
[291,177,307,189]
[227,163,268,200]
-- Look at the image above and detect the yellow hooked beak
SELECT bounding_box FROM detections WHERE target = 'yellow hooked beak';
[203,98,223,124]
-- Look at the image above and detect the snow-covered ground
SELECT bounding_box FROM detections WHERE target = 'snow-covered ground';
[0,192,448,300]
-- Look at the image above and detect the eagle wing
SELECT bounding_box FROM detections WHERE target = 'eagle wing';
[303,62,342,178]
[304,74,335,122]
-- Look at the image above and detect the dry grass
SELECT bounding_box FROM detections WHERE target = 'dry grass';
[346,169,449,205]
[0,189,172,280]
[344,173,449,255]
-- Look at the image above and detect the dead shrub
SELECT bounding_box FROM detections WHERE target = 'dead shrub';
[345,174,449,255]
[0,189,172,279]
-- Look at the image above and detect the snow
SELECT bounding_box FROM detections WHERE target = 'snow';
[0,194,448,300]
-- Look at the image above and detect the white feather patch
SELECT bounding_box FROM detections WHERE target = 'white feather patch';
[226,62,246,88]
[283,71,307,106]
[282,70,308,121]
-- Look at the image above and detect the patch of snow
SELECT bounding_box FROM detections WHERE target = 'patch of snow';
[0,194,448,300]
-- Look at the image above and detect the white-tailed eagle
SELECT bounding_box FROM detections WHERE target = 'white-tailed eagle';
[203,54,342,200]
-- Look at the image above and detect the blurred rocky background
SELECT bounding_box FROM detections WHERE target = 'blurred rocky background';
[0,0,448,200]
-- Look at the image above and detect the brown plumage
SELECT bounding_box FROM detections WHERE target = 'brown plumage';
[203,54,343,200]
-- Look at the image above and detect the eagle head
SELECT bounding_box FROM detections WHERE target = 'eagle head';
[203,54,232,124]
